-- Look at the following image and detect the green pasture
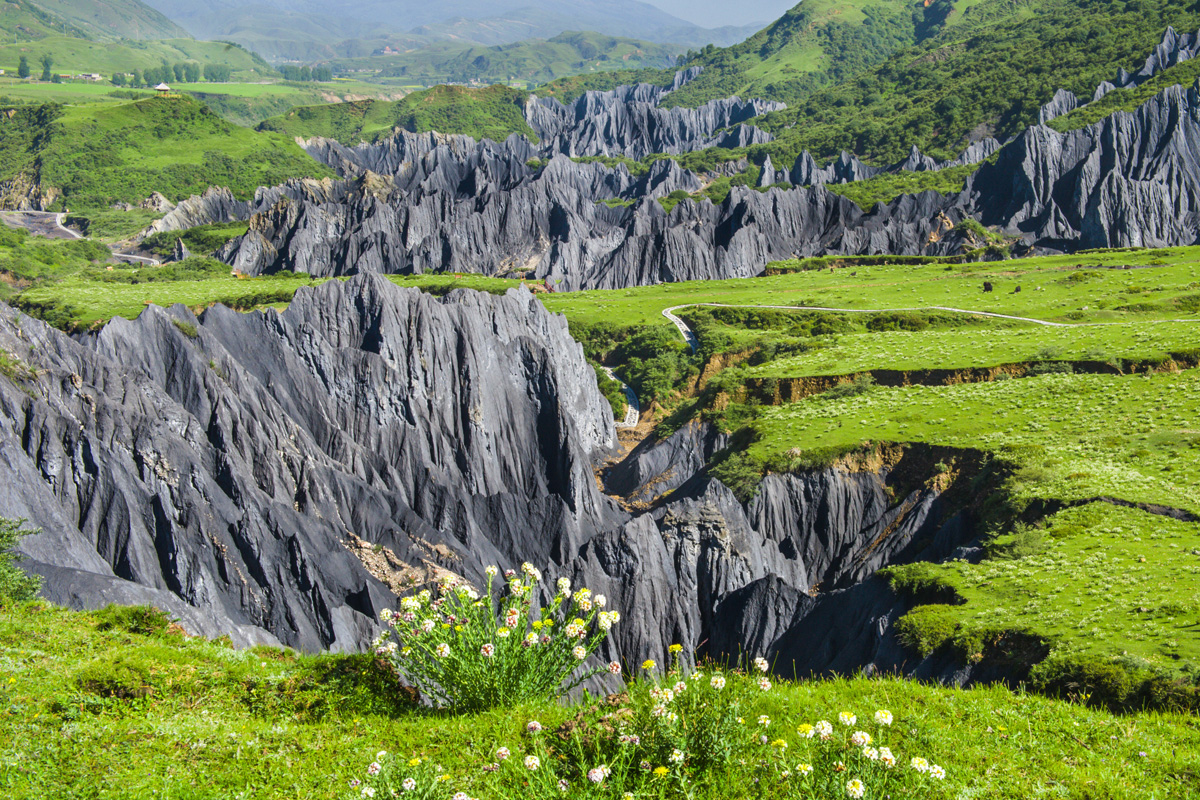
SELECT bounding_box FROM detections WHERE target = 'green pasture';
[736,320,1200,378]
[0,600,1196,799]
[750,370,1200,512]
[540,247,1200,329]
[887,502,1200,668]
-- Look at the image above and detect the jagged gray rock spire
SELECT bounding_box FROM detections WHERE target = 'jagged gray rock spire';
[1039,27,1200,123]
[970,80,1200,249]
[526,92,781,159]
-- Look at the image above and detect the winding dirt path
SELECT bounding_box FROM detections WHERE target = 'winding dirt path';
[1,210,161,265]
[601,366,640,428]
[662,302,1080,352]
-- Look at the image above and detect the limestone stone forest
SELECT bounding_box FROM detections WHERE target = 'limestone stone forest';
[1,1,1200,798]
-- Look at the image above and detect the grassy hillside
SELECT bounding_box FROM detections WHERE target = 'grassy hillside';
[0,77,406,127]
[334,31,680,88]
[533,247,1200,700]
[28,0,189,42]
[536,0,1200,164]
[660,0,921,109]
[0,96,333,211]
[0,598,1196,799]
[0,0,89,42]
[0,37,275,81]
[258,84,535,145]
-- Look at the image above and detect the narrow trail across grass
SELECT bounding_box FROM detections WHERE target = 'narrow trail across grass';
[661,302,1198,352]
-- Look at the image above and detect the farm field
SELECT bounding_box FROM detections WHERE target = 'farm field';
[0,37,273,81]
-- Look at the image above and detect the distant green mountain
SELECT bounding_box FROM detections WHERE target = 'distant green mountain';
[747,0,1200,164]
[28,0,189,42]
[329,31,679,87]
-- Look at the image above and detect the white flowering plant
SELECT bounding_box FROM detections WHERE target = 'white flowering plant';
[345,649,951,799]
[623,646,749,780]
[346,754,453,800]
[760,706,947,799]
[374,564,618,710]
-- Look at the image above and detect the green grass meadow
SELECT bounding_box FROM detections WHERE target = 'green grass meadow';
[1,600,1197,799]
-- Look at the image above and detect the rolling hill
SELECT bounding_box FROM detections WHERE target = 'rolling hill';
[142,0,760,63]
[28,0,189,42]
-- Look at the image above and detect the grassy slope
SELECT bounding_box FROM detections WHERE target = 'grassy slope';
[258,84,535,145]
[0,37,275,80]
[1,599,1197,799]
[0,96,333,211]
[0,0,89,42]
[27,0,189,41]
[0,78,406,127]
[661,0,919,109]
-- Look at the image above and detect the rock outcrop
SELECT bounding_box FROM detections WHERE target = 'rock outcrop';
[970,81,1200,249]
[527,92,780,160]
[2,280,986,681]
[1,277,619,652]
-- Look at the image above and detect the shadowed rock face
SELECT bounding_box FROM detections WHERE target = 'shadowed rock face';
[2,283,984,682]
[971,82,1200,249]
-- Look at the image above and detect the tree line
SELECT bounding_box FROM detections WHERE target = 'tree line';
[278,65,333,82]
[111,62,232,87]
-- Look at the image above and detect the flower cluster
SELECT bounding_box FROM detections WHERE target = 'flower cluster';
[346,656,953,800]
[373,564,617,710]
[765,706,946,799]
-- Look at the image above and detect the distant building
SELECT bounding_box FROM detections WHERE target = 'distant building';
[154,83,171,96]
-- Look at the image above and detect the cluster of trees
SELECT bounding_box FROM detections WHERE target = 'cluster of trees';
[278,65,333,82]
[15,55,57,82]
[111,62,232,87]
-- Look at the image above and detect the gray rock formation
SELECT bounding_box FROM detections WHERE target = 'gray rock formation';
[970,81,1200,249]
[527,92,780,160]
[1,277,620,652]
[1036,27,1200,127]
[1117,26,1200,88]
[2,278,988,682]
[145,187,252,236]
[1036,88,1081,125]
